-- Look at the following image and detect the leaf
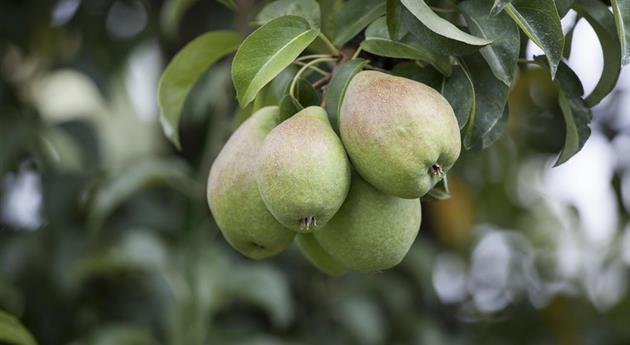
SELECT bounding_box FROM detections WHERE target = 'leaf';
[160,0,199,38]
[612,0,630,65]
[400,0,491,46]
[360,17,451,75]
[441,64,475,130]
[391,61,444,90]
[461,53,510,149]
[232,16,318,107]
[87,158,200,233]
[278,78,321,120]
[573,0,622,106]
[254,0,321,29]
[540,59,592,166]
[387,0,406,40]
[317,0,343,38]
[402,8,487,56]
[217,0,236,10]
[556,0,574,18]
[504,0,563,78]
[0,310,38,345]
[158,30,240,149]
[459,0,520,86]
[323,58,367,132]
[333,0,386,47]
[490,0,513,15]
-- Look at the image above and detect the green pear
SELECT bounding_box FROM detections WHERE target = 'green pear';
[256,106,351,233]
[207,106,295,259]
[296,233,347,276]
[340,71,461,199]
[315,174,421,272]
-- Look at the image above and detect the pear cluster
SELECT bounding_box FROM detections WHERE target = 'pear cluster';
[207,71,461,274]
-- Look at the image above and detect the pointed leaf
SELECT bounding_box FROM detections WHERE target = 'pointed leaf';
[360,17,451,75]
[400,0,491,46]
[462,54,510,149]
[333,0,386,47]
[323,58,367,132]
[612,0,630,65]
[158,30,240,149]
[572,0,622,106]
[442,64,475,129]
[0,310,38,345]
[392,61,444,90]
[459,0,520,86]
[232,16,319,106]
[254,0,321,29]
[318,0,343,38]
[504,0,563,77]
[387,0,407,40]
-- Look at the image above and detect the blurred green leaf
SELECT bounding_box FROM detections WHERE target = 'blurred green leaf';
[68,324,160,345]
[87,158,200,233]
[217,0,237,10]
[442,64,475,129]
[323,58,367,132]
[360,17,451,75]
[232,16,318,107]
[333,0,386,47]
[401,0,491,46]
[254,0,321,29]
[387,0,406,40]
[160,0,199,38]
[392,61,444,90]
[0,310,38,345]
[459,0,520,86]
[462,53,510,149]
[612,0,630,65]
[317,0,343,38]
[337,297,385,345]
[158,31,241,149]
[574,0,622,106]
[221,264,294,328]
[504,0,563,78]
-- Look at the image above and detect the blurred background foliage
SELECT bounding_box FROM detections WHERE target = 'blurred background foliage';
[1,0,630,344]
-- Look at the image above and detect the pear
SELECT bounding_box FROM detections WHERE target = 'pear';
[314,174,421,272]
[207,106,295,259]
[256,106,351,233]
[297,233,347,275]
[340,70,461,199]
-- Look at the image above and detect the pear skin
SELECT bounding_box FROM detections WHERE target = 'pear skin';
[315,174,421,272]
[340,71,461,198]
[207,106,295,259]
[256,106,351,233]
[297,233,347,276]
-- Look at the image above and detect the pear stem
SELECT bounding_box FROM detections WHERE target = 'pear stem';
[291,61,331,76]
[290,57,337,99]
[317,32,340,56]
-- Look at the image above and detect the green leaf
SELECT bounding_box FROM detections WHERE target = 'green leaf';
[490,0,513,15]
[158,30,240,149]
[87,158,200,233]
[442,64,475,130]
[459,0,520,86]
[400,0,491,46]
[556,0,575,18]
[360,17,451,75]
[160,0,199,38]
[387,0,407,40]
[612,0,630,65]
[462,54,510,149]
[318,0,343,38]
[254,0,321,29]
[323,58,367,132]
[278,78,321,120]
[232,16,319,107]
[0,310,38,345]
[573,0,622,106]
[504,0,563,78]
[542,59,592,166]
[402,8,487,56]
[217,0,236,10]
[391,61,444,90]
[333,0,386,47]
